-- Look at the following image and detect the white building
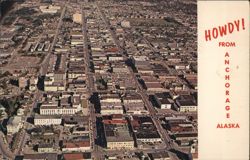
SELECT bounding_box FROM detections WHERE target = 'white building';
[40,106,78,115]
[7,116,23,135]
[99,94,121,103]
[123,97,143,104]
[34,115,62,126]
[100,102,123,115]
[40,5,61,14]
[137,137,162,143]
[108,55,124,61]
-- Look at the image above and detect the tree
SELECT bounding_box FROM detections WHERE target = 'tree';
[0,97,21,117]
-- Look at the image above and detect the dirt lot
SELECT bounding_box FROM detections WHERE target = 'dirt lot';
[6,56,40,70]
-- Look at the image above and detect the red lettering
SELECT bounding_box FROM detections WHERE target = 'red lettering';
[212,28,218,39]
[217,124,221,128]
[242,18,245,30]
[224,50,231,120]
[225,52,230,57]
[236,123,240,128]
[205,18,245,41]
[234,20,240,31]
[205,30,211,41]
[225,106,230,111]
[228,22,234,33]
[219,25,227,37]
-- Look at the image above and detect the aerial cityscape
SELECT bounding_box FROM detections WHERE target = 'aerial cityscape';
[0,0,197,160]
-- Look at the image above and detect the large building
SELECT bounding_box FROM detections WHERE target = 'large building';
[103,118,134,150]
[175,95,197,112]
[40,105,78,115]
[39,94,82,115]
[131,116,162,146]
[34,115,62,126]
[123,93,148,115]
[154,93,173,109]
[44,73,66,92]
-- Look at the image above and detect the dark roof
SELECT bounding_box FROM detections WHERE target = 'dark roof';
[148,151,170,159]
[136,131,161,139]
[177,99,196,106]
[175,132,198,138]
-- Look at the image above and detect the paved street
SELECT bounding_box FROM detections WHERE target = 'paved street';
[0,132,14,159]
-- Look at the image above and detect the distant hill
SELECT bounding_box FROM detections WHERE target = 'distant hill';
[0,0,15,20]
